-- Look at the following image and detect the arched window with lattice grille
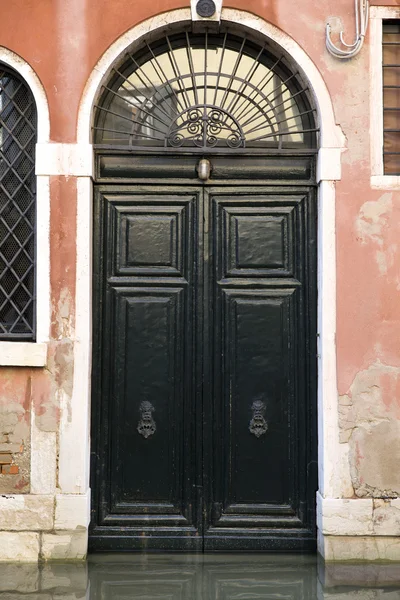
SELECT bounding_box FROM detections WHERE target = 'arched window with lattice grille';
[0,66,37,340]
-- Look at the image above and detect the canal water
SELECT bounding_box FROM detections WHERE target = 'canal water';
[0,554,399,598]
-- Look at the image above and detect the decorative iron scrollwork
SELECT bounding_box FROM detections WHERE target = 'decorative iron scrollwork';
[249,399,268,438]
[94,31,318,151]
[137,401,156,439]
[167,105,245,150]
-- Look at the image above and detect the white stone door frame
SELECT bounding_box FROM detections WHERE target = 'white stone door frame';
[63,8,344,549]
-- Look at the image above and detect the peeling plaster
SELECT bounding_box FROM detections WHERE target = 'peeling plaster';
[351,422,400,498]
[339,361,400,498]
[31,340,74,434]
[53,341,74,400]
[53,288,75,341]
[355,192,393,275]
[373,499,400,536]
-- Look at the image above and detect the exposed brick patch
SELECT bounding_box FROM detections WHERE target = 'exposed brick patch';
[0,451,20,476]
[2,465,19,475]
[0,443,23,453]
[0,369,31,493]
[0,442,23,477]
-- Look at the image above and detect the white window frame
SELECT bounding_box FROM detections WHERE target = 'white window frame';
[0,48,50,366]
[370,6,400,189]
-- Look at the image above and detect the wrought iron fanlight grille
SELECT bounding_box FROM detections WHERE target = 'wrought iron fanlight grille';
[94,30,318,152]
[0,68,37,340]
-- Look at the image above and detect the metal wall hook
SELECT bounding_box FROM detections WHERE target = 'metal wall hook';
[326,0,369,59]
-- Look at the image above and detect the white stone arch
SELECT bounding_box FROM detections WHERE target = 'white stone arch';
[67,9,346,551]
[77,9,344,149]
[0,47,50,357]
[0,47,50,143]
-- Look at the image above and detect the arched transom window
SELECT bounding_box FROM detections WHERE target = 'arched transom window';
[94,29,318,152]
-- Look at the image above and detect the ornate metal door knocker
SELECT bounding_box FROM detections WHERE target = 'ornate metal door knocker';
[137,401,156,439]
[249,399,268,438]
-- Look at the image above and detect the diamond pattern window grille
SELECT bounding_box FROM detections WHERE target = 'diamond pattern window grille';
[0,67,37,340]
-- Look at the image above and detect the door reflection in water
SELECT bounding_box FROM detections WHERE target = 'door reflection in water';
[0,555,399,599]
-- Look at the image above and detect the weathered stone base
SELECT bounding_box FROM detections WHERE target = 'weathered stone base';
[0,492,89,561]
[318,530,400,561]
[0,530,88,562]
[3,489,400,561]
[42,530,87,561]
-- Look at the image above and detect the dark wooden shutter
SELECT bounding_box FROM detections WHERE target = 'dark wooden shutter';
[383,21,400,175]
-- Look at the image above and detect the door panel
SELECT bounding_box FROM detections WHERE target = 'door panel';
[221,206,294,278]
[90,183,317,552]
[204,190,316,551]
[110,287,188,519]
[91,189,202,550]
[223,288,296,506]
[113,202,190,278]
[209,288,300,522]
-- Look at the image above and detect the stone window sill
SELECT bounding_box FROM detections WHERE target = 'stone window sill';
[0,342,47,367]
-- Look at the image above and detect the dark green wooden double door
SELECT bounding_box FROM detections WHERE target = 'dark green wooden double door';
[90,181,317,552]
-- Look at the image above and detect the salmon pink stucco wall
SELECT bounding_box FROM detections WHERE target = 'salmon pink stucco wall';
[0,0,370,142]
[0,0,399,507]
[0,176,77,495]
